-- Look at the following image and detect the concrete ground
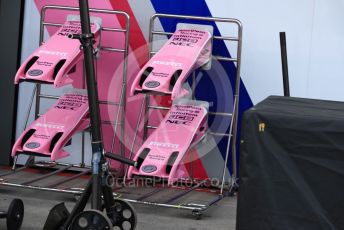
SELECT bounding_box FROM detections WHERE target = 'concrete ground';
[0,183,237,230]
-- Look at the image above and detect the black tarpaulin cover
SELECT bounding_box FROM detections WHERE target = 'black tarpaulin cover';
[236,96,344,230]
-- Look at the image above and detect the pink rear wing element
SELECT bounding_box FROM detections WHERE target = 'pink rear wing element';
[128,100,209,184]
[12,92,89,161]
[130,29,212,100]
[14,19,100,87]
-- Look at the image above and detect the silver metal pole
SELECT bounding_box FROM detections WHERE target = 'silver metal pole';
[230,22,243,183]
[123,97,145,181]
[110,84,125,153]
[121,14,130,159]
[23,85,37,129]
[220,97,236,194]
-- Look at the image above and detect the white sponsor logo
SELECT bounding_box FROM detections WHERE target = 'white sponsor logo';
[152,60,182,67]
[149,141,179,149]
[35,123,64,129]
[39,50,68,57]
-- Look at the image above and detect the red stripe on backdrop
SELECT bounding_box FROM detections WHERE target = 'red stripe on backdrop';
[109,0,175,162]
[109,0,148,67]
[109,0,208,179]
[184,149,209,179]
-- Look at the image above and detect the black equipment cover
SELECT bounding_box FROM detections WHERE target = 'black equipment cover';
[237,96,344,230]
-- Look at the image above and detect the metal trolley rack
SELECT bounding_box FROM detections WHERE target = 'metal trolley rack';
[115,14,243,219]
[1,10,242,219]
[0,5,130,193]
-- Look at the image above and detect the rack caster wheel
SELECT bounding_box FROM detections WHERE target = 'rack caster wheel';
[192,211,203,220]
[71,210,113,230]
[0,199,24,230]
[68,188,84,202]
[73,194,81,202]
[109,199,137,230]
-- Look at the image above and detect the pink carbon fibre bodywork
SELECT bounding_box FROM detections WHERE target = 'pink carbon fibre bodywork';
[14,20,100,87]
[12,92,89,161]
[130,29,212,100]
[128,101,208,184]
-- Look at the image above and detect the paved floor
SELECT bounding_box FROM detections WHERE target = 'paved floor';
[0,183,237,230]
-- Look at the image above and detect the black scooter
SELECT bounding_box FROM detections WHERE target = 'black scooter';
[43,0,138,229]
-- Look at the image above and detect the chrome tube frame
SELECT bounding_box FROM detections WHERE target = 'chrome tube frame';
[4,11,243,219]
[141,14,242,192]
[125,13,243,217]
[5,5,130,194]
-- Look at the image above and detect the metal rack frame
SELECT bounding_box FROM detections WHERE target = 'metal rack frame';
[119,13,243,218]
[1,11,243,219]
[1,5,130,192]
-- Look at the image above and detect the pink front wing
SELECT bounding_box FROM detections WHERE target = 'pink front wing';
[130,29,212,100]
[14,19,100,87]
[128,100,208,184]
[12,92,89,161]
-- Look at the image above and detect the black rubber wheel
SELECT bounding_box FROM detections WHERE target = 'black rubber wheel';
[71,210,113,230]
[7,199,24,230]
[109,199,137,230]
[192,211,203,220]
